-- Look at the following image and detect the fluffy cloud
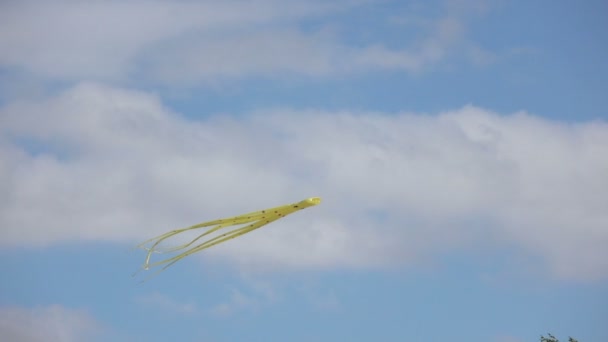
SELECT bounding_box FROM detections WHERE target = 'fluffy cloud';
[1,83,607,280]
[0,0,490,85]
[0,305,99,342]
[0,0,337,81]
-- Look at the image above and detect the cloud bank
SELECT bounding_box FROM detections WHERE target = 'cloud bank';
[0,0,490,86]
[0,305,99,342]
[1,83,607,281]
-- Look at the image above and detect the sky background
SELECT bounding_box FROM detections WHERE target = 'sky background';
[0,1,607,341]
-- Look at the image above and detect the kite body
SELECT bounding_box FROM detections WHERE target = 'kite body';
[136,197,321,276]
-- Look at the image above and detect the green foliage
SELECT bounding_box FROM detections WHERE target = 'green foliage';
[540,333,579,342]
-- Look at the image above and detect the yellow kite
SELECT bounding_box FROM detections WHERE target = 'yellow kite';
[136,197,321,276]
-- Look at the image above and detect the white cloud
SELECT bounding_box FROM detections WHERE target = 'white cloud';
[0,0,343,81]
[145,29,338,84]
[0,0,494,85]
[1,83,607,281]
[0,305,99,342]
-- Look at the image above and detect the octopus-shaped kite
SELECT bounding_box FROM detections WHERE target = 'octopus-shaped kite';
[136,197,321,277]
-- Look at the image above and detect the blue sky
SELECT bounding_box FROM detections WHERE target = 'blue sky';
[0,1,607,341]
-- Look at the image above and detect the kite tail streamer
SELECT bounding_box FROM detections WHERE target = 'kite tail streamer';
[135,197,321,278]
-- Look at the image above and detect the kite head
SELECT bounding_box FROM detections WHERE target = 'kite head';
[297,197,321,208]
